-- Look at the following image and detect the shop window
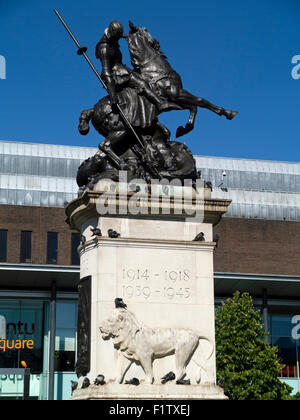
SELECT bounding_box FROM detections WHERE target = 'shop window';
[55,302,77,372]
[0,230,7,262]
[271,315,294,337]
[47,232,58,265]
[270,315,300,378]
[71,233,80,266]
[0,300,44,373]
[20,231,32,263]
[273,336,298,378]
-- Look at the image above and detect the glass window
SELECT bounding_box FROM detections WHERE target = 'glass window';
[272,336,297,378]
[71,233,80,266]
[271,315,293,337]
[47,232,58,265]
[0,300,46,399]
[20,231,32,263]
[270,314,300,378]
[0,230,7,262]
[0,300,44,373]
[55,302,77,372]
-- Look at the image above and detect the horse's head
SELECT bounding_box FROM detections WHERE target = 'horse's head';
[125,21,161,68]
[128,20,138,34]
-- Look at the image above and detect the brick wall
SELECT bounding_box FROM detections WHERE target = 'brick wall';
[1,204,299,275]
[0,205,76,265]
[214,217,300,276]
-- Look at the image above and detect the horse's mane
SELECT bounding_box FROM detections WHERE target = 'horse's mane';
[138,27,167,59]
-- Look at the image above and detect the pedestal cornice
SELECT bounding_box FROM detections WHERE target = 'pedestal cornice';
[66,184,231,231]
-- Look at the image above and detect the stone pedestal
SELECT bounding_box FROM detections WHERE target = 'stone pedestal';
[66,181,231,400]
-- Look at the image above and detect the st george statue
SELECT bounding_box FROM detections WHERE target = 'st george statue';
[76,20,238,189]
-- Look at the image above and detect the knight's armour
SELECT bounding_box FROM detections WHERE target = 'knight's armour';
[95,34,123,78]
[96,34,132,106]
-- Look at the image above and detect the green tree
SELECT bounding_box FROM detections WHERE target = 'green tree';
[215,291,293,400]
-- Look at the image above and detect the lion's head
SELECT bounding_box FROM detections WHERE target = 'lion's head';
[99,309,125,340]
[99,308,140,344]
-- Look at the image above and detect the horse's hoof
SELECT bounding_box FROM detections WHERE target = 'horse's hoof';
[225,110,238,120]
[176,123,193,138]
[176,126,188,138]
[176,126,185,138]
[157,122,171,140]
[185,122,193,132]
[78,123,90,135]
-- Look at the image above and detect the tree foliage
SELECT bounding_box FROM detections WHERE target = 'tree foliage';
[215,291,293,400]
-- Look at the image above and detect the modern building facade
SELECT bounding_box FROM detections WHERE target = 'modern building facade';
[0,140,299,399]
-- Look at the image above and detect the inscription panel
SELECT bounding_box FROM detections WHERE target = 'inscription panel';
[117,248,197,304]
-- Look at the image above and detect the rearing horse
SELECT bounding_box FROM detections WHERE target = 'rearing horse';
[125,21,238,137]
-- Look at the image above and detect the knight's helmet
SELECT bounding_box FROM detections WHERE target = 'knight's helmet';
[107,20,124,39]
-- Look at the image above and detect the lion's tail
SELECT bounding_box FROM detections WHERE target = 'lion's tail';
[191,335,215,384]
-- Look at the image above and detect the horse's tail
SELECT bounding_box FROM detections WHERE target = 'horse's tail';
[78,108,94,136]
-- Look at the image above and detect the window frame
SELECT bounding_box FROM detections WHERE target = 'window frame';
[46,232,58,265]
[20,231,32,264]
[71,233,80,266]
[0,230,8,262]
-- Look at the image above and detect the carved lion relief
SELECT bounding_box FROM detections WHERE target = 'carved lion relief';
[99,307,214,385]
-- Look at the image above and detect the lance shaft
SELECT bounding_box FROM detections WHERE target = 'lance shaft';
[54,9,108,91]
[54,9,161,180]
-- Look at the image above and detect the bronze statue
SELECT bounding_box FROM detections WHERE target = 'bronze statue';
[126,21,237,137]
[54,11,238,188]
[95,20,170,113]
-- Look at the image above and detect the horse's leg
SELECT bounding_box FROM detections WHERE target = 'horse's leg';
[78,108,94,135]
[175,105,198,138]
[163,84,199,138]
[177,89,238,120]
[156,121,171,140]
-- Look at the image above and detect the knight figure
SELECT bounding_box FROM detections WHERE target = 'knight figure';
[76,20,238,189]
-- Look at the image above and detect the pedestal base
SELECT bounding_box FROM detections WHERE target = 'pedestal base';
[66,182,231,401]
[71,383,227,400]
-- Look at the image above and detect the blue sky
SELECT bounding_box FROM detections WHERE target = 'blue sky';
[0,0,299,161]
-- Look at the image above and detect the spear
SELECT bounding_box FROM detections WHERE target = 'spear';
[53,9,161,180]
